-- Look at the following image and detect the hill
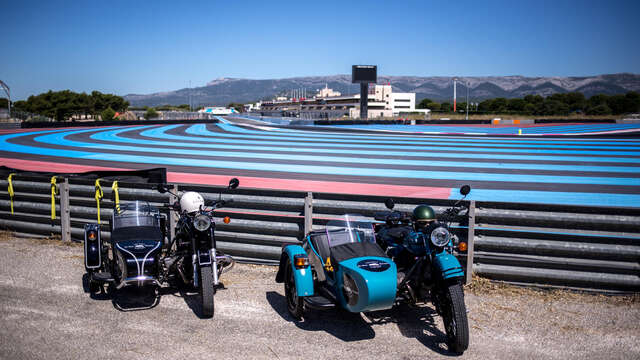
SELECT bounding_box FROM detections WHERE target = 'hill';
[124,73,640,107]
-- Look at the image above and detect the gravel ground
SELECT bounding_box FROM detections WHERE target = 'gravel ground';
[0,235,638,360]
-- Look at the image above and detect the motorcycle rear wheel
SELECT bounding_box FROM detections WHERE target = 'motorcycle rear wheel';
[200,265,215,318]
[441,283,469,354]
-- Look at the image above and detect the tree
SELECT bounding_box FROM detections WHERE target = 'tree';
[11,89,128,121]
[489,98,508,113]
[0,98,8,108]
[524,94,544,104]
[426,102,441,111]
[144,108,159,120]
[440,102,452,112]
[606,95,630,115]
[101,107,116,121]
[478,99,493,113]
[626,91,640,113]
[586,104,612,115]
[507,98,527,112]
[417,98,433,109]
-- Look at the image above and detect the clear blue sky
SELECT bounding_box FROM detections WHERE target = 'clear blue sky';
[2,0,638,100]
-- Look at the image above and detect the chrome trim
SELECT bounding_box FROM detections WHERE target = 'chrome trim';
[115,243,141,275]
[211,248,219,286]
[192,254,198,288]
[140,242,161,281]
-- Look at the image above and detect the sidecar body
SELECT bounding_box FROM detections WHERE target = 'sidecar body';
[84,201,165,289]
[276,215,397,314]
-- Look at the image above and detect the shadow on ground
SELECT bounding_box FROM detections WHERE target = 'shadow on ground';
[266,291,459,356]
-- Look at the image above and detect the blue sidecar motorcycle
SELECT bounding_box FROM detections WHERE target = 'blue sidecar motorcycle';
[374,185,472,353]
[276,215,398,318]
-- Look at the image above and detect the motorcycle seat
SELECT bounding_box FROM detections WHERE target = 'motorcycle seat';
[386,226,412,241]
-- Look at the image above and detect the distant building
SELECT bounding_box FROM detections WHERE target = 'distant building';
[259,84,416,119]
[198,107,238,115]
[316,84,341,98]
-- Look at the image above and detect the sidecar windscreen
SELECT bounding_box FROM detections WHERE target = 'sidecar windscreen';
[325,215,376,248]
[112,201,160,229]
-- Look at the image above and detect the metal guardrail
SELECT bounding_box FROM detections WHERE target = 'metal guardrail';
[0,174,638,293]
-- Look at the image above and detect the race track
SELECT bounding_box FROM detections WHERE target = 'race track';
[1,118,639,207]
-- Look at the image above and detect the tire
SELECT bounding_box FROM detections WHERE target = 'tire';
[441,284,469,354]
[200,265,215,318]
[284,259,304,320]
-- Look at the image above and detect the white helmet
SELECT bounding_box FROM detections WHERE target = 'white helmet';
[180,191,204,213]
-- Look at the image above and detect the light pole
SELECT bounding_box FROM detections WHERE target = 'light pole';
[466,81,469,121]
[0,80,10,119]
[453,78,457,113]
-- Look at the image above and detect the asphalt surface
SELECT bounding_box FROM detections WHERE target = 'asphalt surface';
[1,236,639,360]
[1,120,640,207]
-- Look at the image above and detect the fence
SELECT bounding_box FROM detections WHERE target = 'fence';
[0,174,638,293]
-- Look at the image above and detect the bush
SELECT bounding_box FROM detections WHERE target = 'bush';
[101,107,116,121]
[144,108,159,120]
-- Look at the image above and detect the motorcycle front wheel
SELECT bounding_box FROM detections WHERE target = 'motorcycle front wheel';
[200,265,215,318]
[284,258,304,320]
[440,283,469,354]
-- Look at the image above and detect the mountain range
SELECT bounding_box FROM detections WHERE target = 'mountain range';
[124,73,640,107]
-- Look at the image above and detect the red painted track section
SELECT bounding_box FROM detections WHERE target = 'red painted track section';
[0,157,452,198]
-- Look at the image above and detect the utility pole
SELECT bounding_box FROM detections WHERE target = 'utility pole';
[453,78,458,113]
[0,80,9,119]
[466,81,469,121]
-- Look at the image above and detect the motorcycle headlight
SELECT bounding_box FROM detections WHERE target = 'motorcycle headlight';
[193,214,211,232]
[430,227,451,247]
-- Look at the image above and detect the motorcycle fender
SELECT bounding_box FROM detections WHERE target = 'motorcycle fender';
[197,250,212,266]
[433,252,465,280]
[275,245,314,297]
[84,223,102,270]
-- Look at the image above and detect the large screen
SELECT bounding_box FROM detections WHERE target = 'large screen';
[352,65,377,83]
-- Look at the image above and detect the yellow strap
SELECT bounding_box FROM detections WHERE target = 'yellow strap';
[7,173,15,215]
[95,179,103,224]
[50,176,58,220]
[111,180,120,213]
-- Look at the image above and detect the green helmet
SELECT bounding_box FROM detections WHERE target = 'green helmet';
[413,205,436,221]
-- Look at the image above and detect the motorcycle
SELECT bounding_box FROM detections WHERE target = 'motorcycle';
[83,177,239,318]
[373,185,471,354]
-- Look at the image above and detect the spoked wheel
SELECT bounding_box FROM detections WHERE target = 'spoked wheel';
[440,284,469,354]
[200,265,215,318]
[284,259,304,320]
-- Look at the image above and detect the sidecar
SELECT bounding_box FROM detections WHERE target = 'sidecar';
[84,201,166,291]
[276,215,397,319]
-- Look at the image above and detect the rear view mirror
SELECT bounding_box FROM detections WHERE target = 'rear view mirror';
[228,178,239,190]
[384,198,395,210]
[157,184,168,194]
[460,185,471,196]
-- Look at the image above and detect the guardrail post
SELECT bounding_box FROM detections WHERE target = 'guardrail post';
[59,178,71,242]
[304,192,313,236]
[168,185,179,242]
[465,200,476,285]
